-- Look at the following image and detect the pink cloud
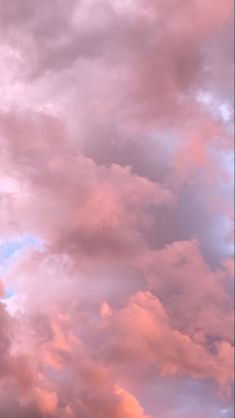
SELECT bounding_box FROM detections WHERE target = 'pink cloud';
[0,0,233,417]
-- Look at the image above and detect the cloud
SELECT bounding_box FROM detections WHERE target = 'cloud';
[0,0,233,417]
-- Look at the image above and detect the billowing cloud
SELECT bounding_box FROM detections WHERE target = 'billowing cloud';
[0,0,233,417]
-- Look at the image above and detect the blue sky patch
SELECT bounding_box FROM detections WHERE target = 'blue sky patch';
[0,235,44,265]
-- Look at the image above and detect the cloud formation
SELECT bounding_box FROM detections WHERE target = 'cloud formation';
[0,0,234,417]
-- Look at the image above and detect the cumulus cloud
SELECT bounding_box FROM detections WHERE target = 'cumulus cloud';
[0,0,233,417]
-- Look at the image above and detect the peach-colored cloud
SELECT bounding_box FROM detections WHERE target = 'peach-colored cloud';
[99,290,233,386]
[35,388,58,415]
[114,386,152,418]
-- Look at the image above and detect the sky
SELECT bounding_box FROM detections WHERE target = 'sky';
[0,1,234,417]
